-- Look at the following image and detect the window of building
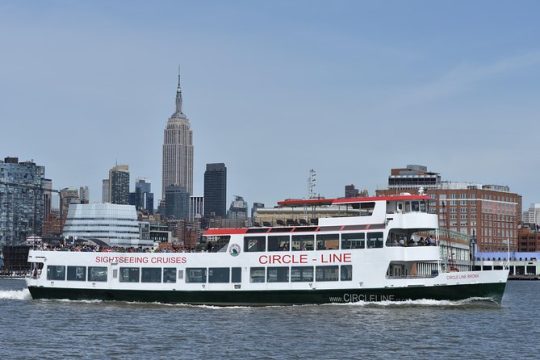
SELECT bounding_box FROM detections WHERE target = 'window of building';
[141,268,162,283]
[291,266,314,282]
[367,232,384,248]
[47,265,66,281]
[316,266,339,281]
[231,267,241,283]
[163,268,176,283]
[120,267,140,282]
[268,235,290,251]
[67,266,86,281]
[292,235,314,251]
[244,236,266,252]
[186,268,207,283]
[88,267,107,282]
[341,233,365,249]
[267,267,289,282]
[250,267,265,283]
[316,234,340,250]
[209,267,230,283]
[341,265,353,281]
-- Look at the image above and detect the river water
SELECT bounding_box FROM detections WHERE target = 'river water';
[0,279,538,359]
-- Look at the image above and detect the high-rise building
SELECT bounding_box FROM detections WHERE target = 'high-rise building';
[376,165,522,252]
[162,72,193,199]
[0,157,47,245]
[189,196,204,222]
[59,187,80,220]
[228,195,248,220]
[79,186,89,204]
[130,179,154,214]
[251,202,265,220]
[345,184,359,198]
[109,165,130,205]
[165,185,190,220]
[42,178,53,219]
[523,203,540,226]
[102,179,110,203]
[204,163,227,218]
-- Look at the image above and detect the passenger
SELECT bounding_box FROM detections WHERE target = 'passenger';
[407,237,415,246]
[399,238,405,246]
[418,237,425,246]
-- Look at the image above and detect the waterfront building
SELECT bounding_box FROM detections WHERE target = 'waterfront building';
[162,72,193,199]
[63,203,151,248]
[0,157,46,245]
[345,184,359,198]
[204,163,227,218]
[228,195,248,220]
[189,196,204,222]
[102,179,110,203]
[42,178,52,220]
[165,185,190,220]
[518,226,540,252]
[109,165,130,205]
[130,179,154,214]
[376,165,522,252]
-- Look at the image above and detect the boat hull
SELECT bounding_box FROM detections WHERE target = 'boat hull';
[28,281,506,305]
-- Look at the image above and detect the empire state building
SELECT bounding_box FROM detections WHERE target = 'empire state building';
[162,73,193,199]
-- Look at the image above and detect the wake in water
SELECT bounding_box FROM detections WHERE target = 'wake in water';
[0,288,32,301]
[328,297,499,307]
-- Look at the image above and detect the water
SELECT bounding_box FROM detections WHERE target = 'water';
[1,280,539,359]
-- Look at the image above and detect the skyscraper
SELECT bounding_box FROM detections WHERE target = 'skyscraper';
[130,179,154,214]
[102,179,110,203]
[204,163,227,218]
[0,157,46,245]
[162,71,193,199]
[165,185,190,220]
[109,165,130,205]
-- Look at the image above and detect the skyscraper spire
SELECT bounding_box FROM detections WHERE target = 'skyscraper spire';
[175,66,183,115]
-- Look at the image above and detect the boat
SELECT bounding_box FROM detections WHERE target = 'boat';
[25,194,508,305]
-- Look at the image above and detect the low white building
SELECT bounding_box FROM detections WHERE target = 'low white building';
[63,203,152,248]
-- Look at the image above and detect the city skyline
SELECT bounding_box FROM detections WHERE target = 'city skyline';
[1,1,540,208]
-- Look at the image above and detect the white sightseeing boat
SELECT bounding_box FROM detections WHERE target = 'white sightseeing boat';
[26,194,508,305]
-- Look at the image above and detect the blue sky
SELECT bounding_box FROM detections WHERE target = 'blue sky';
[1,1,539,208]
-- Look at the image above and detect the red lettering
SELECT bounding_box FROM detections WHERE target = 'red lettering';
[300,254,307,264]
[259,255,268,264]
[272,255,282,264]
[343,253,351,263]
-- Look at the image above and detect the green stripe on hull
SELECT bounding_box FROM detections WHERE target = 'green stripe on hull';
[28,282,506,305]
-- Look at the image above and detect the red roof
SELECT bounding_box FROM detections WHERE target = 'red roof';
[278,194,429,207]
[204,228,248,236]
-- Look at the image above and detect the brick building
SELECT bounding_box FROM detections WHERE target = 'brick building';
[376,165,522,252]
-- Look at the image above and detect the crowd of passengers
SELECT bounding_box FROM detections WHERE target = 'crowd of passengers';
[389,235,437,247]
[37,243,194,253]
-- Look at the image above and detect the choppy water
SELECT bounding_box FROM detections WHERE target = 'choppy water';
[0,279,539,359]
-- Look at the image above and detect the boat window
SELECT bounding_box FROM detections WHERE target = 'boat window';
[316,266,339,281]
[405,202,411,212]
[141,268,162,283]
[268,235,290,251]
[186,268,207,283]
[209,267,230,283]
[120,267,140,283]
[163,268,176,283]
[291,266,314,282]
[292,234,314,251]
[367,232,384,248]
[231,267,242,283]
[411,201,420,212]
[267,267,289,283]
[250,267,266,283]
[88,266,107,282]
[316,234,340,250]
[341,265,352,281]
[67,266,86,281]
[47,265,66,281]
[359,202,375,216]
[341,233,365,249]
[244,236,266,252]
[419,201,427,213]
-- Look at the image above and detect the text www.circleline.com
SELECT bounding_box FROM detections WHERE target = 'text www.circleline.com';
[329,294,396,302]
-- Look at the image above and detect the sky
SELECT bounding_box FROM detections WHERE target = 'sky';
[1,1,539,209]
